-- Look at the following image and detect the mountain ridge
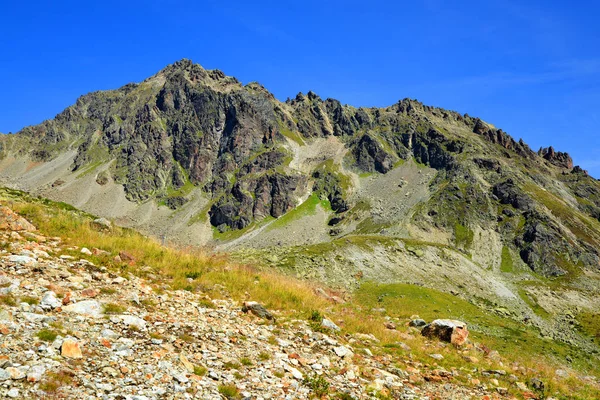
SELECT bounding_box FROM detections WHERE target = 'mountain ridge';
[1,59,598,275]
[1,61,600,351]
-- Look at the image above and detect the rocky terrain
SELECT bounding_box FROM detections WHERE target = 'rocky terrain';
[1,199,582,399]
[1,59,600,398]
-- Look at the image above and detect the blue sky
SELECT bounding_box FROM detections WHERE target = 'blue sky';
[1,0,599,176]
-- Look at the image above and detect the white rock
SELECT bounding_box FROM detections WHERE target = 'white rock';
[40,291,61,309]
[80,247,92,255]
[119,315,146,329]
[0,369,10,381]
[113,344,133,357]
[21,312,46,322]
[172,371,189,383]
[100,329,119,339]
[333,345,353,359]
[321,318,340,331]
[6,388,19,398]
[0,309,12,322]
[276,338,291,347]
[51,337,64,349]
[284,364,303,380]
[27,365,46,382]
[369,379,386,391]
[318,356,331,368]
[63,300,102,317]
[6,366,27,380]
[6,255,37,265]
[93,218,112,229]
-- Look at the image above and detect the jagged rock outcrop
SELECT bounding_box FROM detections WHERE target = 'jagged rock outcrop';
[471,118,533,157]
[538,146,574,169]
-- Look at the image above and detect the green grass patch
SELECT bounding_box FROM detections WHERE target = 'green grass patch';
[103,303,126,314]
[517,288,550,319]
[278,122,305,146]
[218,384,240,399]
[454,222,474,248]
[20,296,39,305]
[0,295,16,307]
[354,282,598,377]
[576,311,600,341]
[75,160,105,179]
[500,246,514,273]
[193,365,207,376]
[36,329,58,342]
[267,194,329,231]
[239,357,253,366]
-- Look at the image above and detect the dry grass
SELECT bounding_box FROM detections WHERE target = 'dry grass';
[39,369,76,394]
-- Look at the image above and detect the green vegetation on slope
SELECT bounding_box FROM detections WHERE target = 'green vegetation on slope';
[500,246,514,273]
[267,194,330,231]
[1,186,599,399]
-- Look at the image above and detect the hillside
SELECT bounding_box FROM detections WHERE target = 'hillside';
[0,189,598,399]
[0,59,600,398]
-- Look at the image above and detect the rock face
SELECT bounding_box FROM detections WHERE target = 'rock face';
[493,179,534,211]
[421,319,469,346]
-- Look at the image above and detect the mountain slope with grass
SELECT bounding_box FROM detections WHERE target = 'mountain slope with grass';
[1,60,600,395]
[0,188,598,399]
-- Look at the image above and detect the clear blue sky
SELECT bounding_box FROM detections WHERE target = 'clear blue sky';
[1,0,599,176]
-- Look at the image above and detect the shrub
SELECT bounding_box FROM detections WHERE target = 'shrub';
[20,296,39,305]
[193,365,207,376]
[103,303,126,314]
[218,384,240,399]
[36,329,58,342]
[240,357,252,366]
[304,373,330,397]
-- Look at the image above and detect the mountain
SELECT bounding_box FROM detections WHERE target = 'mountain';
[1,59,600,362]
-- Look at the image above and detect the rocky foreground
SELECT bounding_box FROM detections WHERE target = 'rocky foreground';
[0,206,552,399]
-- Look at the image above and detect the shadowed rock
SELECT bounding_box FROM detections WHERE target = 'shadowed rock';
[421,319,469,346]
[242,301,274,320]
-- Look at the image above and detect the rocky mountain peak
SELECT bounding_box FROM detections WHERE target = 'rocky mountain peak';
[1,60,599,282]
